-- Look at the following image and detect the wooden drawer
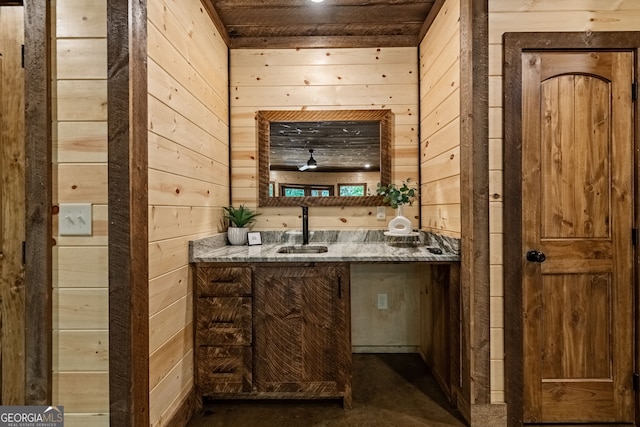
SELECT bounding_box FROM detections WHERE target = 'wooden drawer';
[196,266,251,297]
[196,346,252,394]
[196,297,252,345]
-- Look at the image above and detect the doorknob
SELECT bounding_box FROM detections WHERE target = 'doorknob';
[526,250,546,263]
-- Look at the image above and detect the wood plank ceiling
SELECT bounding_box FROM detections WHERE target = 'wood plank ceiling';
[202,0,438,49]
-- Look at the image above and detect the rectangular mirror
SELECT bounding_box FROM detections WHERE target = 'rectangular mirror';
[258,110,392,207]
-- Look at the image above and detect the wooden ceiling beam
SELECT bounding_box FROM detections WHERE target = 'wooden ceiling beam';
[213,0,434,7]
[230,34,419,49]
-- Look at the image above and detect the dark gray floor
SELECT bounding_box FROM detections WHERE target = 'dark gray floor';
[187,353,466,427]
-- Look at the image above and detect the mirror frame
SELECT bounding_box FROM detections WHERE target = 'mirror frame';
[257,109,392,207]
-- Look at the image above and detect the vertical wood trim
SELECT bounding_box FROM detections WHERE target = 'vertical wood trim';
[460,0,490,410]
[502,32,640,427]
[23,0,52,405]
[107,0,149,426]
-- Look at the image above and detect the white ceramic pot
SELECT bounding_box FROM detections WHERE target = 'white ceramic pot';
[227,227,249,245]
[387,205,412,235]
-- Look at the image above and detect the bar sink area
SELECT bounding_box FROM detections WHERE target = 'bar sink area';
[276,245,328,254]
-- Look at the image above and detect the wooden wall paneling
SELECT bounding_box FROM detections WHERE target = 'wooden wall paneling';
[149,354,193,427]
[53,330,108,371]
[422,146,461,180]
[147,61,226,143]
[107,0,149,426]
[53,372,109,412]
[23,0,52,406]
[149,132,229,185]
[148,237,193,279]
[53,288,108,330]
[0,4,26,405]
[56,38,107,79]
[421,90,461,143]
[149,265,190,317]
[421,204,461,235]
[233,84,418,108]
[229,46,419,228]
[147,25,229,120]
[56,80,107,120]
[420,0,460,70]
[231,47,417,68]
[56,122,108,163]
[148,96,228,165]
[149,294,192,354]
[147,0,229,424]
[55,164,107,202]
[147,171,225,207]
[420,31,460,88]
[56,0,106,38]
[423,117,461,160]
[148,0,227,97]
[55,247,108,286]
[490,0,640,11]
[232,63,418,87]
[149,326,193,390]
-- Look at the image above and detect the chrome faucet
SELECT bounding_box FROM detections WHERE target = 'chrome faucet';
[301,206,309,245]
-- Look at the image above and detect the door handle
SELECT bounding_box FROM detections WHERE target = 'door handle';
[526,250,546,263]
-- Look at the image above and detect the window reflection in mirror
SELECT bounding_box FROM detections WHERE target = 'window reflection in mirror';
[257,110,392,207]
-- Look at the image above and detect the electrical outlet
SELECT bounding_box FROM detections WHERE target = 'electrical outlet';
[377,293,388,310]
[376,206,386,220]
[59,203,92,236]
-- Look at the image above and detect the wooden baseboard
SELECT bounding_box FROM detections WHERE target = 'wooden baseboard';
[164,389,198,427]
[471,403,507,427]
[351,346,419,353]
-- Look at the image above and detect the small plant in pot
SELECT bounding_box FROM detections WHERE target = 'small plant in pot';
[223,204,260,245]
[376,178,418,235]
[376,178,418,209]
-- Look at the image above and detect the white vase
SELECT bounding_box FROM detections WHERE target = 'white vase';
[387,205,412,235]
[227,227,249,245]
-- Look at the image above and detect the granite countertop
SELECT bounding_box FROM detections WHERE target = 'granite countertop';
[189,230,460,263]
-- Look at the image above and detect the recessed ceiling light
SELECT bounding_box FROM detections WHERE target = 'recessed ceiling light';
[310,0,324,3]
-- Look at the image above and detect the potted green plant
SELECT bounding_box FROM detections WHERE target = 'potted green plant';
[376,178,418,235]
[223,204,260,245]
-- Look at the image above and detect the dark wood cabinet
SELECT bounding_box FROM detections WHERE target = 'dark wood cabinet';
[254,264,351,407]
[194,263,352,408]
[194,267,253,395]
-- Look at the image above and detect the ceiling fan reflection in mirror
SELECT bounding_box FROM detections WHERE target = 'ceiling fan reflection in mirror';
[298,149,318,171]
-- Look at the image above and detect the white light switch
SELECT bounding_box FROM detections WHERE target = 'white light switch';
[376,206,386,220]
[59,203,92,236]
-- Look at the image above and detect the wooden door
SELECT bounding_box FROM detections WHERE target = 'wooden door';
[521,51,634,423]
[0,5,25,405]
[253,264,351,403]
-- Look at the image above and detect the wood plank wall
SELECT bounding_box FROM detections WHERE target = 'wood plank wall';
[147,0,229,425]
[0,5,25,405]
[488,0,640,405]
[53,0,109,425]
[229,47,419,230]
[419,0,461,238]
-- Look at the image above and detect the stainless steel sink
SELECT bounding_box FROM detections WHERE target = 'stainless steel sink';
[277,245,328,254]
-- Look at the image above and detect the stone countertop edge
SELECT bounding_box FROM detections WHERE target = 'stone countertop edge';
[189,230,460,263]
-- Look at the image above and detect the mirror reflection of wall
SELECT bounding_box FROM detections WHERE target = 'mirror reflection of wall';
[270,170,377,198]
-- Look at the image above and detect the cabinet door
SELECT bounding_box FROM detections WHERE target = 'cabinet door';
[254,264,351,395]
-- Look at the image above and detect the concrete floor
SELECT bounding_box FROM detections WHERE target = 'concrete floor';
[187,353,466,427]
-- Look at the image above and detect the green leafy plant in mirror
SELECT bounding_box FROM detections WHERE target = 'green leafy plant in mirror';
[223,204,261,228]
[376,178,418,209]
